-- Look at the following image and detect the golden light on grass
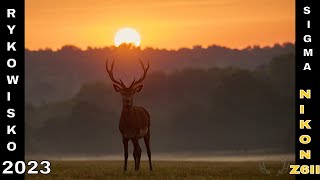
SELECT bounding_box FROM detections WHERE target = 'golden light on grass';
[114,28,141,47]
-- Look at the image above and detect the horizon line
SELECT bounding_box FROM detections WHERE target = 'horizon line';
[25,42,295,52]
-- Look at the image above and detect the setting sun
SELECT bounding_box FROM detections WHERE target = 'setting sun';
[26,0,294,50]
[114,28,141,47]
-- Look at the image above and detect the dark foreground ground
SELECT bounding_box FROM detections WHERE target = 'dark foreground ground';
[26,161,294,180]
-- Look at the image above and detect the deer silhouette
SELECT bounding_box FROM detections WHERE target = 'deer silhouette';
[106,59,152,171]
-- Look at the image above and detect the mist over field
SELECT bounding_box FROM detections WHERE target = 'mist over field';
[28,153,294,162]
[25,43,295,158]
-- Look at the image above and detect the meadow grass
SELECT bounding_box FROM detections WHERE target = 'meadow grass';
[26,161,294,180]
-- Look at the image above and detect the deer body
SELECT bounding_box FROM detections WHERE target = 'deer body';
[119,106,150,139]
[106,59,152,171]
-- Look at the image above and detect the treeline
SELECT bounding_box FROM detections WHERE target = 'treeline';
[26,53,294,155]
[25,43,294,105]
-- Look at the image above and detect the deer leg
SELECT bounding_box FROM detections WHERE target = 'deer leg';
[132,139,141,171]
[144,130,153,171]
[131,139,137,170]
[137,142,141,170]
[122,138,129,171]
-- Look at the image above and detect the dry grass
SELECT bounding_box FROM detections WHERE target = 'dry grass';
[26,161,294,180]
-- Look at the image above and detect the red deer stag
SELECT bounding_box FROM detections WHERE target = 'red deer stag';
[106,59,152,171]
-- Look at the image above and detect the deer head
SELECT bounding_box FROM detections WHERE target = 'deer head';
[106,59,149,108]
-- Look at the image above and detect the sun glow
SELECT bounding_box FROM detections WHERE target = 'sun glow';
[114,28,141,47]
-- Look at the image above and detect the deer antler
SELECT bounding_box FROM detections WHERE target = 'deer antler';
[276,161,289,176]
[129,59,149,88]
[259,162,271,175]
[106,59,126,89]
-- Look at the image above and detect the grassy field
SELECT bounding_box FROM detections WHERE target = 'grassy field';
[26,161,294,180]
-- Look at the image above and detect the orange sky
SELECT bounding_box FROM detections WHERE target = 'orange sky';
[26,0,294,50]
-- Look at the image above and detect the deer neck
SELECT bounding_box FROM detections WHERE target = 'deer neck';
[122,104,133,115]
[120,105,134,125]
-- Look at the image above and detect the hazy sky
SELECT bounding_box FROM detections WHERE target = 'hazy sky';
[26,0,294,50]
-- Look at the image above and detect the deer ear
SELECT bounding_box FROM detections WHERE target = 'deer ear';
[113,84,122,92]
[133,85,143,93]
